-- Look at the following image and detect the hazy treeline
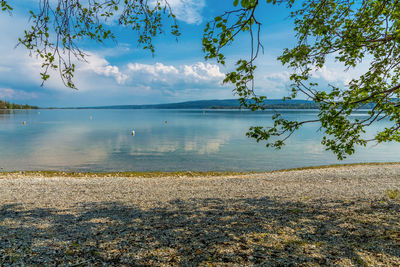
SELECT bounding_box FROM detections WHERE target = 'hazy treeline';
[0,100,39,109]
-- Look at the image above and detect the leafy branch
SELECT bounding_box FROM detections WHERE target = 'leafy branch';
[204,0,400,159]
[3,0,179,89]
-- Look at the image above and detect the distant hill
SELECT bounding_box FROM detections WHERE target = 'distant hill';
[73,99,320,109]
[0,100,38,110]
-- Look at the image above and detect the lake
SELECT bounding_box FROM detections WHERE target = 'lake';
[0,109,399,172]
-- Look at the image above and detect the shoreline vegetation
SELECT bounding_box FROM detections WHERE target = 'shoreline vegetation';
[1,162,399,178]
[0,100,38,110]
[0,163,399,265]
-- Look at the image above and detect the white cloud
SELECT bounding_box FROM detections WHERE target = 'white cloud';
[265,71,291,82]
[157,0,205,24]
[310,54,371,85]
[261,65,364,97]
[0,88,38,100]
[24,0,205,24]
[45,57,229,100]
[312,65,353,84]
[183,62,225,81]
[123,61,225,89]
[259,71,292,96]
[127,62,179,77]
[79,53,128,84]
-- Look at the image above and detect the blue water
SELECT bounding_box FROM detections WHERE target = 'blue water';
[0,109,399,172]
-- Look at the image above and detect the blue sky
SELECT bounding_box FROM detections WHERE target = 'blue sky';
[0,0,355,107]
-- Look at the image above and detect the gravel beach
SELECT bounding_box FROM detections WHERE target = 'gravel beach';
[1,164,399,266]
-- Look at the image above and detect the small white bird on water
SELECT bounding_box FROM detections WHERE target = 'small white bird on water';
[131,130,135,136]
[22,121,26,125]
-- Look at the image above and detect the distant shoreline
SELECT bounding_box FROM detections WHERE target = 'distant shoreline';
[1,98,379,110]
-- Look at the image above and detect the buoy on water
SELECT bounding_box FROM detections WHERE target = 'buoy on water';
[165,120,168,124]
[89,116,93,120]
[22,121,26,125]
[131,130,135,136]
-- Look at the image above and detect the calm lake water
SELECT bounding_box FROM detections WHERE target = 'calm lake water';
[0,109,399,172]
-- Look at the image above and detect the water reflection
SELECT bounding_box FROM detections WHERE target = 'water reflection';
[0,109,399,171]
[27,126,109,167]
[0,109,13,120]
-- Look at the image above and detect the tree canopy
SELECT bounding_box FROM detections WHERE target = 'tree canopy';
[1,0,179,89]
[2,0,400,159]
[203,0,400,159]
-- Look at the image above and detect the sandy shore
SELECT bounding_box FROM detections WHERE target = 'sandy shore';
[1,164,399,266]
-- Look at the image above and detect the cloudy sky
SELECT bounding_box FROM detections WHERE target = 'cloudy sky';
[0,0,353,107]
